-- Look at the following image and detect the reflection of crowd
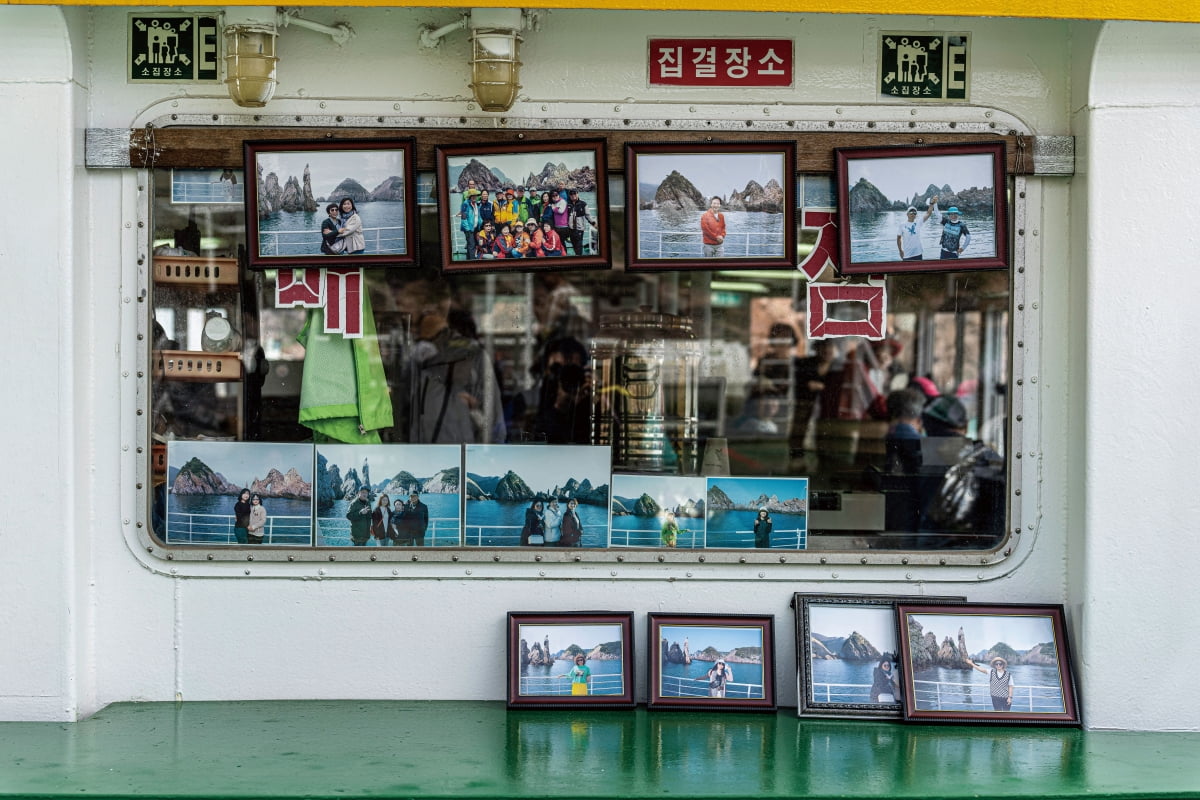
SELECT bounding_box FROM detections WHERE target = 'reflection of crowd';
[458,180,595,260]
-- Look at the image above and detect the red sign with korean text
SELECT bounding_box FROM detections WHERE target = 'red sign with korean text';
[648,38,793,87]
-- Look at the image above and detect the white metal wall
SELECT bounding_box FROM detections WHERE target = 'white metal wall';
[0,5,1195,731]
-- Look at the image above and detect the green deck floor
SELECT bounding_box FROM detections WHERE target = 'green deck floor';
[0,701,1198,799]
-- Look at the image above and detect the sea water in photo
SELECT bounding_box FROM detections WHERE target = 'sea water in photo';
[911,663,1065,713]
[849,209,996,263]
[167,494,313,545]
[809,659,897,705]
[637,208,784,259]
[705,508,807,549]
[316,492,461,547]
[258,201,408,257]
[464,500,610,547]
[609,513,705,549]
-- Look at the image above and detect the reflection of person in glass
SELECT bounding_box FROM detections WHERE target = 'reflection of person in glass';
[871,659,898,703]
[560,654,591,696]
[707,659,733,697]
[246,493,267,545]
[966,656,1013,711]
[701,196,726,257]
[233,488,252,545]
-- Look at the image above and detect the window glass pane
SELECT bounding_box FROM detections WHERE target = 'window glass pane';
[149,164,1008,553]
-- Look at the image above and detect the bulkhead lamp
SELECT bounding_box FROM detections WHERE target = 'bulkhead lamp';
[224,23,279,108]
[469,25,522,112]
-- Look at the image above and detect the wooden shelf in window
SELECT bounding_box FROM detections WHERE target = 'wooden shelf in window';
[153,350,243,382]
[153,256,239,288]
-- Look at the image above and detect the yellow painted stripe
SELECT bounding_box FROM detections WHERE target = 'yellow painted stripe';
[6,0,1200,23]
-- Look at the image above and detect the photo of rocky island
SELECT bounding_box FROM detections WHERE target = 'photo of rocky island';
[313,444,461,547]
[514,622,627,697]
[609,474,706,548]
[164,441,314,546]
[463,444,611,547]
[902,609,1070,716]
[657,623,766,700]
[246,140,416,267]
[838,145,1005,270]
[627,144,794,267]
[704,476,808,549]
[804,601,903,709]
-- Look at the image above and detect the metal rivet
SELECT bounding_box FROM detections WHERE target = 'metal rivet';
[1018,266,1025,273]
[1016,379,1024,386]
[136,483,143,490]
[698,555,705,562]
[1004,548,1012,556]
[831,572,838,578]
[658,555,665,562]
[902,557,910,565]
[328,555,335,561]
[1017,304,1024,311]
[1017,341,1024,348]
[949,121,957,128]
[1018,229,1025,236]
[370,554,378,561]
[685,572,693,577]
[539,570,546,576]
[1016,414,1023,422]
[136,522,143,529]
[295,116,302,122]
[861,557,868,564]
[318,568,326,576]
[574,555,582,562]
[247,555,254,562]
[819,557,827,564]
[493,555,501,562]
[905,572,913,579]
[981,558,989,564]
[611,571,618,576]
[207,554,214,561]
[1028,524,1035,531]
[617,555,625,562]
[288,555,295,562]
[1032,302,1039,310]
[379,117,386,123]
[535,555,543,561]
[451,554,459,562]
[412,555,419,562]
[867,121,876,128]
[908,121,916,128]
[465,569,472,575]
[1016,452,1022,458]
[392,569,399,576]
[1015,489,1022,496]
[739,557,746,563]
[581,118,590,124]
[335,116,344,122]
[244,569,251,575]
[1015,527,1022,534]
[939,558,947,565]
[166,553,174,560]
[779,556,786,563]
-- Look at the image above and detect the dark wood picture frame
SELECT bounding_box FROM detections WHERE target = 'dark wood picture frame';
[794,593,965,720]
[436,139,610,274]
[625,141,797,272]
[895,603,1080,726]
[648,613,776,711]
[835,140,1008,274]
[243,138,417,269]
[506,611,635,709]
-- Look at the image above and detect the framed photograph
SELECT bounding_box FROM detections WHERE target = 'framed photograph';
[705,476,808,550]
[313,444,462,547]
[610,474,707,549]
[794,593,964,720]
[625,142,796,271]
[164,441,314,546]
[834,141,1008,274]
[895,603,1080,726]
[436,139,610,273]
[463,444,612,547]
[648,613,776,711]
[244,138,418,269]
[507,612,635,709]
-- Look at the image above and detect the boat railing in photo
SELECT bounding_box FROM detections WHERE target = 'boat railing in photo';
[316,517,461,547]
[464,524,524,547]
[912,678,1065,713]
[165,512,312,545]
[518,672,625,696]
[811,681,874,703]
[637,227,783,259]
[608,526,705,549]
[720,527,808,549]
[659,673,763,700]
[257,224,406,256]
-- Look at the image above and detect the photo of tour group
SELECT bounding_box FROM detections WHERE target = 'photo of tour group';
[437,140,609,271]
[313,444,461,547]
[164,440,314,546]
[626,142,796,270]
[244,139,417,268]
[835,141,1008,274]
[896,604,1079,725]
[649,614,776,710]
[463,444,612,547]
